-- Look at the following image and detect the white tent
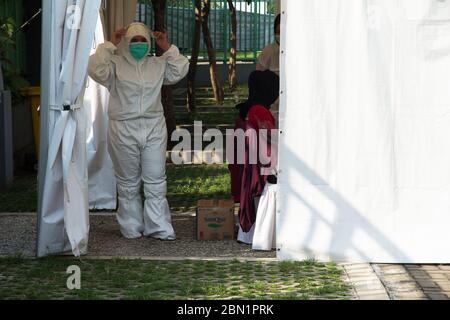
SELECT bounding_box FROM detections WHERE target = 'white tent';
[277,0,450,263]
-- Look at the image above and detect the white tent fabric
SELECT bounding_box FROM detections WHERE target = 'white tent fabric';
[85,15,117,210]
[252,183,277,251]
[84,0,137,210]
[277,0,450,263]
[101,0,138,41]
[37,0,101,257]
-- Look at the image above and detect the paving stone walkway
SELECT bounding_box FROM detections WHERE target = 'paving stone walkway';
[342,263,450,300]
[373,264,450,300]
[341,264,389,300]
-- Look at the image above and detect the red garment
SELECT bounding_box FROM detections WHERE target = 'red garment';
[229,117,246,202]
[247,105,275,133]
[229,104,276,232]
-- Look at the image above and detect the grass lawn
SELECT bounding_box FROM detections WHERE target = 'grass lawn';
[175,111,238,125]
[174,84,249,107]
[0,174,38,212]
[0,257,353,300]
[181,83,249,98]
[0,165,231,213]
[167,164,231,211]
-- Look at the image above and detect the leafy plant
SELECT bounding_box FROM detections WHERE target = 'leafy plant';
[0,17,16,58]
[0,16,29,102]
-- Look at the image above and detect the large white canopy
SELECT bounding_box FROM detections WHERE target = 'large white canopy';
[277,0,450,263]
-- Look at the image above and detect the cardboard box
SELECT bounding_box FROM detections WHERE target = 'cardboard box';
[197,199,235,241]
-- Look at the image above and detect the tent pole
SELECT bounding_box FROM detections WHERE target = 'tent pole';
[36,0,52,257]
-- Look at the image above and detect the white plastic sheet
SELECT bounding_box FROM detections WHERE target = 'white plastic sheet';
[37,0,101,257]
[85,0,137,210]
[85,15,117,210]
[253,184,277,251]
[277,0,450,263]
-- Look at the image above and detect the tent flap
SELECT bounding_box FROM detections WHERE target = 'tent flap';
[86,14,117,211]
[37,0,102,257]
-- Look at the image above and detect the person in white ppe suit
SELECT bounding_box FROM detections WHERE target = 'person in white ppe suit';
[256,14,280,76]
[88,22,189,240]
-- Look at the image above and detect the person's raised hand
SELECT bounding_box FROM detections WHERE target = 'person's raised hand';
[153,31,171,53]
[112,28,126,46]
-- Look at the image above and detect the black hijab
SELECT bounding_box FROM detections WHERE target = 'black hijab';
[236,70,280,120]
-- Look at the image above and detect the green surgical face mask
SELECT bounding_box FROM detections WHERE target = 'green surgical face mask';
[129,42,149,60]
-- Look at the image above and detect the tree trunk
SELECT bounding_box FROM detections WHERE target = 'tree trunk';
[227,0,237,91]
[201,0,224,104]
[151,0,176,143]
[187,0,202,112]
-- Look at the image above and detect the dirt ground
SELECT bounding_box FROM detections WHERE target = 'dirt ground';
[0,213,276,259]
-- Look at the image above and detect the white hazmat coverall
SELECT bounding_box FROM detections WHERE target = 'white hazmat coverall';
[88,23,189,239]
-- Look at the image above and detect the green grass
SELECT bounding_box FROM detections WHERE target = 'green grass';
[181,97,239,107]
[175,84,249,107]
[0,175,37,212]
[0,165,231,213]
[167,164,231,211]
[0,257,353,300]
[175,111,237,125]
[180,84,249,98]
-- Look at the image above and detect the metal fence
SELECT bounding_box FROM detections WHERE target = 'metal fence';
[0,0,25,74]
[136,0,276,62]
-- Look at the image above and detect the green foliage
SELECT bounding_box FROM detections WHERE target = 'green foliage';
[0,16,29,102]
[0,17,15,53]
[267,1,276,14]
[2,68,29,102]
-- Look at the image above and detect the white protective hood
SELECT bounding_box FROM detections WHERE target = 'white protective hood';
[117,22,152,64]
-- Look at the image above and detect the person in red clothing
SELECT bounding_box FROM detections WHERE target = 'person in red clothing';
[229,70,280,244]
